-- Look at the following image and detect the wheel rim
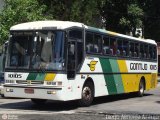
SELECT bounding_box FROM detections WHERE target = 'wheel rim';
[82,86,92,101]
[140,82,144,94]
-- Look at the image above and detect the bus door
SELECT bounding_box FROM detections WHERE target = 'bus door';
[67,29,84,79]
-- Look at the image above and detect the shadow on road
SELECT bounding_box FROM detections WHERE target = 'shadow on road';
[0,93,153,111]
[156,101,160,104]
[92,93,152,105]
[0,100,79,111]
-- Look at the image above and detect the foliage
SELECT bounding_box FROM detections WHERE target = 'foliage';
[38,0,103,27]
[0,0,50,44]
[141,0,160,40]
[100,0,144,37]
[1,0,160,41]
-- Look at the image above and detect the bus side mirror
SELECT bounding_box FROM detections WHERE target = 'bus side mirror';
[0,47,2,56]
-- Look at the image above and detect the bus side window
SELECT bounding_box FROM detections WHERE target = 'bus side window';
[135,43,139,58]
[129,42,134,57]
[149,45,153,59]
[145,44,149,59]
[110,37,117,56]
[86,32,94,53]
[102,36,110,55]
[123,40,129,57]
[153,46,157,60]
[94,34,102,53]
[140,43,144,59]
[117,39,123,56]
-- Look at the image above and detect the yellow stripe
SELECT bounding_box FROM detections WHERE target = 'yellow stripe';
[117,60,157,93]
[45,73,56,81]
[107,31,118,36]
[117,60,139,93]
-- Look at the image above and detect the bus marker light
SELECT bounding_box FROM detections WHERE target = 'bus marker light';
[47,91,56,94]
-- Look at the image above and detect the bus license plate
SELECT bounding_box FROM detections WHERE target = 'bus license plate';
[24,88,34,94]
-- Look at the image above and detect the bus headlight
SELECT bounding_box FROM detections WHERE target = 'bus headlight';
[6,88,13,92]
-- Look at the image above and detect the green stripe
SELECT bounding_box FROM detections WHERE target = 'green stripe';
[27,73,37,80]
[35,73,46,81]
[100,58,124,94]
[109,59,124,93]
[100,58,117,94]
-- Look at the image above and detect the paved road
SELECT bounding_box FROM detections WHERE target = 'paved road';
[0,83,160,120]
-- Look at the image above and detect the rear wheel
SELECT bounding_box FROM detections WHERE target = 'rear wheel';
[79,82,94,107]
[137,80,145,97]
[31,99,47,105]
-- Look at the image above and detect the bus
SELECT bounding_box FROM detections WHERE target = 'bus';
[0,41,8,96]
[4,21,157,106]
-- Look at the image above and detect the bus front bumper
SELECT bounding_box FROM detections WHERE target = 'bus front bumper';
[0,85,4,96]
[4,84,68,101]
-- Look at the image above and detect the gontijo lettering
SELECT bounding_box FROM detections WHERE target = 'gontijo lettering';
[130,63,147,70]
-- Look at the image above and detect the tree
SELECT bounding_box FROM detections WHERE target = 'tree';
[0,0,50,43]
[38,0,103,27]
[141,0,160,41]
[100,0,143,37]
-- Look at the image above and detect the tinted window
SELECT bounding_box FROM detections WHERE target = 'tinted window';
[86,32,94,53]
[153,46,157,60]
[140,43,144,59]
[103,36,110,55]
[110,37,117,55]
[69,30,82,40]
[129,42,134,57]
[123,40,129,57]
[117,39,123,56]
[135,43,139,58]
[94,34,102,53]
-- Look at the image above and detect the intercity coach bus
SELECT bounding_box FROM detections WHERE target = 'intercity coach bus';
[4,21,157,106]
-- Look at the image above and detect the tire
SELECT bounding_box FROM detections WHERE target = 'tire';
[137,80,145,97]
[31,98,47,105]
[1,94,4,97]
[79,82,94,107]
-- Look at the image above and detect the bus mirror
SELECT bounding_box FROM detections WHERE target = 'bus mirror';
[0,47,2,56]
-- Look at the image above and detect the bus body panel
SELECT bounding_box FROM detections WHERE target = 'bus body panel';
[80,57,157,96]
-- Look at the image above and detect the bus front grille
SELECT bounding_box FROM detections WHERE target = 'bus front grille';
[16,80,44,85]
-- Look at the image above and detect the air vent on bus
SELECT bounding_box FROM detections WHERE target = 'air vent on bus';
[16,80,44,85]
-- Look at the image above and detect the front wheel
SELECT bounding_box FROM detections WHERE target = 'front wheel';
[78,82,94,107]
[31,98,47,105]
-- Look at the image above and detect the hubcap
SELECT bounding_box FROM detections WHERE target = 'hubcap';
[82,87,92,101]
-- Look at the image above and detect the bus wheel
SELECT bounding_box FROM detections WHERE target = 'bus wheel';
[31,98,47,105]
[79,82,94,107]
[137,80,145,97]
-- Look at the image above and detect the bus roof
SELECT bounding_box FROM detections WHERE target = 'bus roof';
[10,21,84,31]
[10,20,156,45]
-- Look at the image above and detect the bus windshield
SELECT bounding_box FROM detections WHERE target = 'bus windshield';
[7,31,65,71]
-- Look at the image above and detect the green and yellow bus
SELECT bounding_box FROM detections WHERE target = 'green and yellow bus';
[4,21,157,106]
